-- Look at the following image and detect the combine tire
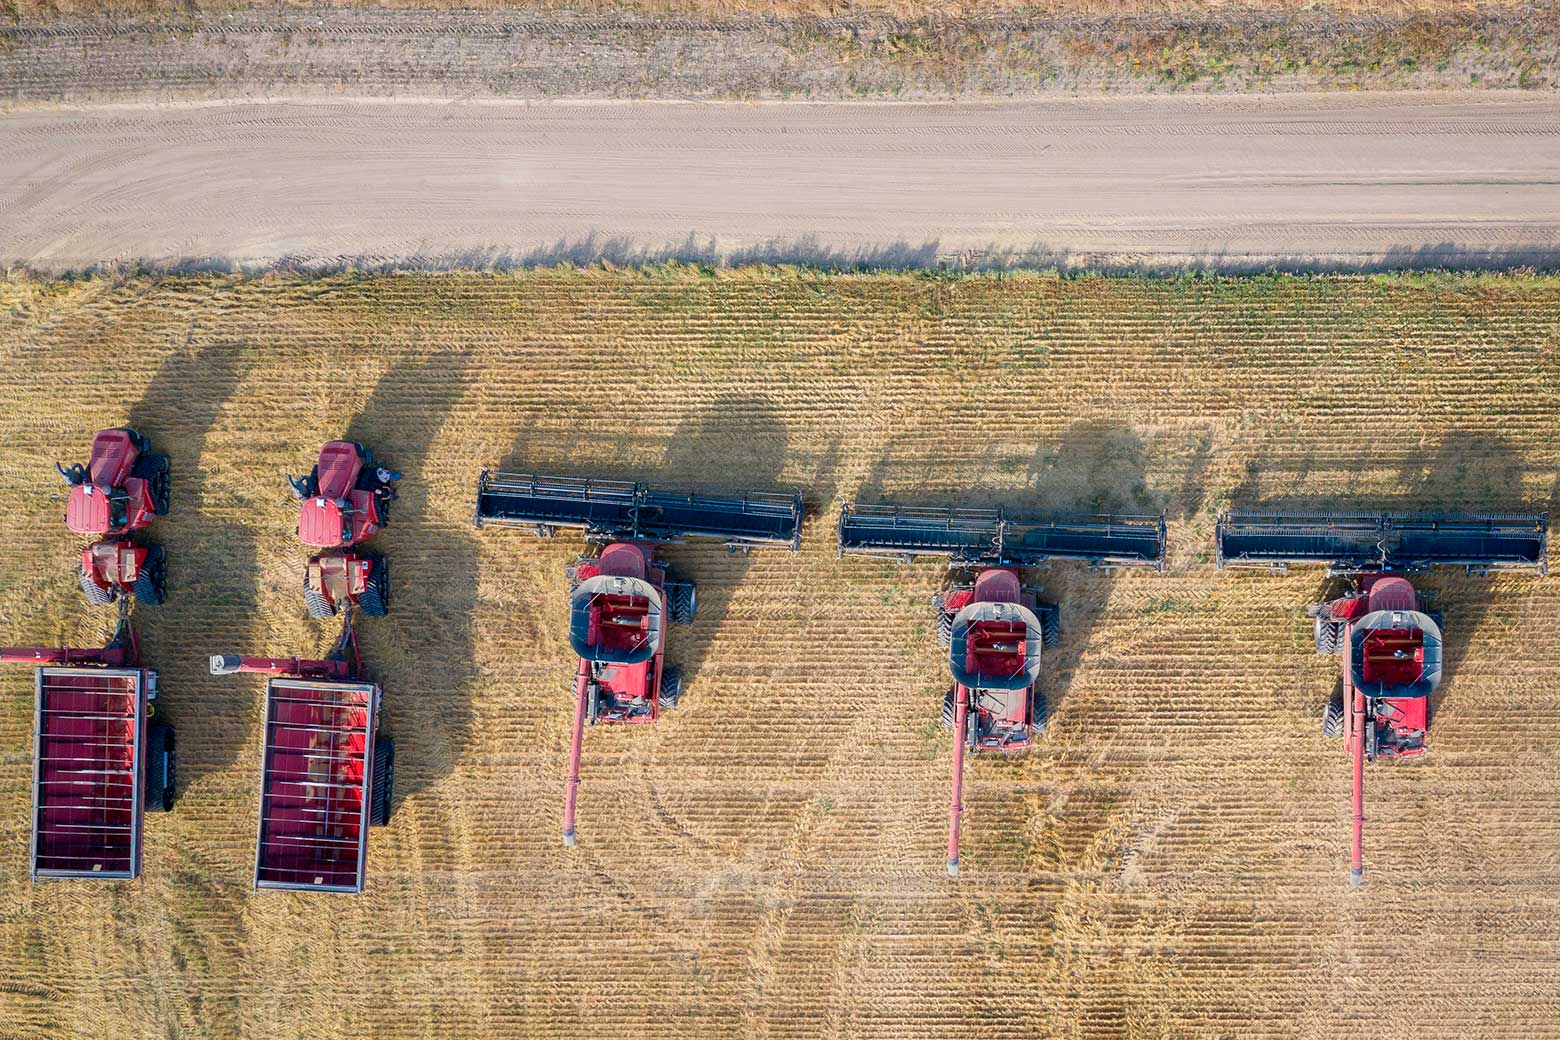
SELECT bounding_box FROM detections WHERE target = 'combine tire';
[1314,617,1343,655]
[78,565,115,606]
[935,612,954,649]
[131,545,166,606]
[358,556,389,618]
[658,667,682,708]
[940,688,957,730]
[1322,691,1345,738]
[370,735,394,826]
[143,722,176,812]
[669,582,697,626]
[1031,690,1049,735]
[1040,608,1061,649]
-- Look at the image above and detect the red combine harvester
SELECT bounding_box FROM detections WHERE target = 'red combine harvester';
[288,441,396,618]
[1,600,176,880]
[210,608,393,893]
[1216,511,1548,884]
[838,502,1167,876]
[474,471,804,846]
[57,428,170,606]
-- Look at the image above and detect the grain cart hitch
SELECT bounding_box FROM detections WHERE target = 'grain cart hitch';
[1216,510,1547,885]
[475,470,804,845]
[839,502,1166,876]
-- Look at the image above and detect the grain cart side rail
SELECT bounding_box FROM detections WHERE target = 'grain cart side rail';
[475,471,803,550]
[1215,511,1548,574]
[838,503,1167,570]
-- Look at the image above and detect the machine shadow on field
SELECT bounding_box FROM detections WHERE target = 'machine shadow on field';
[1231,430,1544,718]
[127,344,254,791]
[344,356,475,816]
[854,420,1160,722]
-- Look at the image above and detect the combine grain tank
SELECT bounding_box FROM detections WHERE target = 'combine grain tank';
[1216,510,1547,884]
[839,502,1166,876]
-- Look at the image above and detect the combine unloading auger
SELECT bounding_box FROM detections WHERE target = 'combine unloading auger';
[839,502,1166,876]
[476,470,804,846]
[1216,510,1546,885]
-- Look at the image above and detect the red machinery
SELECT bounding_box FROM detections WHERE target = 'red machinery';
[288,441,394,618]
[838,501,1167,876]
[210,608,393,893]
[475,470,804,846]
[1217,510,1548,884]
[57,428,169,606]
[1,600,176,880]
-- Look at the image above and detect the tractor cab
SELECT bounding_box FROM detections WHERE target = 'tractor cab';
[948,572,1044,751]
[60,429,166,537]
[569,545,666,726]
[293,442,388,549]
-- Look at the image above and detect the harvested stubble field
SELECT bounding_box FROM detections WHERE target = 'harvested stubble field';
[1,268,1560,1039]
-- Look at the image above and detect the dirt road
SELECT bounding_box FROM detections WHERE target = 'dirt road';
[3,92,1559,272]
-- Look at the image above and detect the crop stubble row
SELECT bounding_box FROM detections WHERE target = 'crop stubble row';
[0,270,1558,1038]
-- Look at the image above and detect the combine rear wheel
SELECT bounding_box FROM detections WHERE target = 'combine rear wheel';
[369,736,394,826]
[940,689,956,730]
[1322,691,1345,738]
[78,565,115,606]
[1030,690,1048,735]
[658,667,682,708]
[358,556,389,617]
[132,545,166,606]
[143,722,176,812]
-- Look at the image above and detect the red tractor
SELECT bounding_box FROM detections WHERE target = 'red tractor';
[475,471,803,845]
[57,428,170,606]
[210,607,394,893]
[1217,510,1548,884]
[288,441,396,618]
[2,599,176,880]
[838,502,1167,876]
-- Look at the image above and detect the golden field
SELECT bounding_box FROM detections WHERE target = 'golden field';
[1,269,1558,1039]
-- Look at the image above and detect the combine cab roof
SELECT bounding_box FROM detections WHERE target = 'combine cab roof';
[475,471,804,549]
[32,668,144,880]
[256,678,376,893]
[838,503,1166,569]
[1216,511,1548,573]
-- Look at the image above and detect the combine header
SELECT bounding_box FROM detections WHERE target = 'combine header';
[288,441,397,618]
[838,502,1166,876]
[57,428,170,606]
[1,600,175,880]
[210,608,394,893]
[1216,510,1548,884]
[474,470,803,845]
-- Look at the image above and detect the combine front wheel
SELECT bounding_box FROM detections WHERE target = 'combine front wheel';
[1040,608,1061,649]
[669,581,697,625]
[935,612,954,649]
[1314,617,1343,655]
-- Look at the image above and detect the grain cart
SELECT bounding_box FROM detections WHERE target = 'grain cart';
[57,428,170,606]
[1216,510,1548,885]
[838,502,1166,876]
[1,599,175,880]
[474,471,804,846]
[287,441,397,618]
[210,608,394,893]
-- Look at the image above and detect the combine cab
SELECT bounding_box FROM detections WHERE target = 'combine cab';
[57,429,170,606]
[289,441,396,617]
[210,609,393,893]
[475,470,803,845]
[839,502,1166,876]
[1216,510,1548,884]
[2,601,176,880]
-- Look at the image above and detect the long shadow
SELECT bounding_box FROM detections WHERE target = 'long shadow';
[126,343,254,792]
[853,420,1160,721]
[342,354,475,815]
[1230,429,1543,720]
[654,396,791,690]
